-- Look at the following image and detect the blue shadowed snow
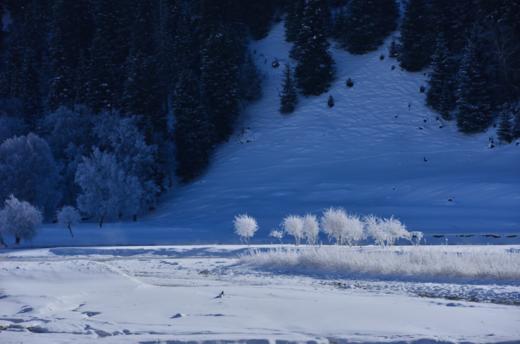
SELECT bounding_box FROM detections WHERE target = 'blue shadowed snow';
[15,22,520,248]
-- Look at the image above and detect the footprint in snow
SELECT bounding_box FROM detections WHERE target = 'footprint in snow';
[82,311,101,317]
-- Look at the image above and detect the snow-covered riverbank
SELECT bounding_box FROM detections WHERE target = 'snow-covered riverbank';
[1,245,519,343]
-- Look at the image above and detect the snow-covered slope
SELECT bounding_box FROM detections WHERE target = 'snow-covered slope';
[28,22,520,246]
[150,23,520,237]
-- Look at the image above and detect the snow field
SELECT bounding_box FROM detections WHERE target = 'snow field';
[1,245,520,343]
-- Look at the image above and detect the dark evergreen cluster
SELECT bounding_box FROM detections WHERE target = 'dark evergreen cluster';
[334,0,399,54]
[0,0,273,224]
[0,0,270,187]
[399,0,520,136]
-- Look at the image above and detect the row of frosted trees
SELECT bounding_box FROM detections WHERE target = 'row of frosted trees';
[233,208,423,246]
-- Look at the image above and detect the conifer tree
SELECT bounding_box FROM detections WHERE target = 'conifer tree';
[239,52,262,102]
[294,0,335,96]
[87,0,119,112]
[497,113,513,143]
[399,0,435,71]
[512,111,520,140]
[200,25,242,143]
[338,0,398,54]
[285,0,305,42]
[280,64,298,114]
[427,35,456,120]
[48,0,92,111]
[456,32,493,133]
[174,70,213,181]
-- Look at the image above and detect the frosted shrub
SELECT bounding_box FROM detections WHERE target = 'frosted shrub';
[302,214,320,245]
[282,215,304,245]
[381,217,410,245]
[364,215,387,246]
[0,195,42,244]
[240,246,520,282]
[364,215,410,246]
[233,214,258,244]
[269,229,284,243]
[57,206,81,238]
[321,208,348,244]
[343,213,365,246]
[320,208,363,245]
[410,231,424,245]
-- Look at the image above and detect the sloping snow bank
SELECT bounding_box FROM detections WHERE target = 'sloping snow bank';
[240,245,520,283]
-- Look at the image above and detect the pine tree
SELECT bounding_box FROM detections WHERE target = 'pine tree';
[456,32,494,133]
[285,0,305,42]
[399,0,435,71]
[200,25,242,143]
[512,110,520,139]
[243,1,276,40]
[280,64,298,114]
[122,0,165,140]
[87,0,119,112]
[174,70,213,181]
[48,0,92,111]
[338,0,398,54]
[497,113,513,143]
[427,35,456,120]
[294,0,335,96]
[239,52,262,102]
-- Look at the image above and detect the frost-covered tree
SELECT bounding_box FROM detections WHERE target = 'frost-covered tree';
[282,215,304,245]
[0,195,42,244]
[0,134,60,218]
[302,214,320,245]
[342,213,365,246]
[364,215,387,246]
[365,215,410,246]
[57,206,81,238]
[93,113,159,210]
[40,106,94,205]
[380,217,410,245]
[233,214,258,244]
[0,116,26,143]
[409,231,424,245]
[321,208,347,244]
[269,229,284,243]
[75,149,143,227]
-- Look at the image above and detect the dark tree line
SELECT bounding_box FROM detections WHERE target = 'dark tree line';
[0,0,273,225]
[398,0,520,137]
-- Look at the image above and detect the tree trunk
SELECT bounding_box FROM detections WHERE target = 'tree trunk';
[15,236,21,245]
[99,215,104,228]
[68,224,74,238]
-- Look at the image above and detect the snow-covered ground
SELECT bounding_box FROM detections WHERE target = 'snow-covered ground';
[1,245,519,343]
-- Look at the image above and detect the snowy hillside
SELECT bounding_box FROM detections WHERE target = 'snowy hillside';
[151,23,520,236]
[32,22,520,246]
